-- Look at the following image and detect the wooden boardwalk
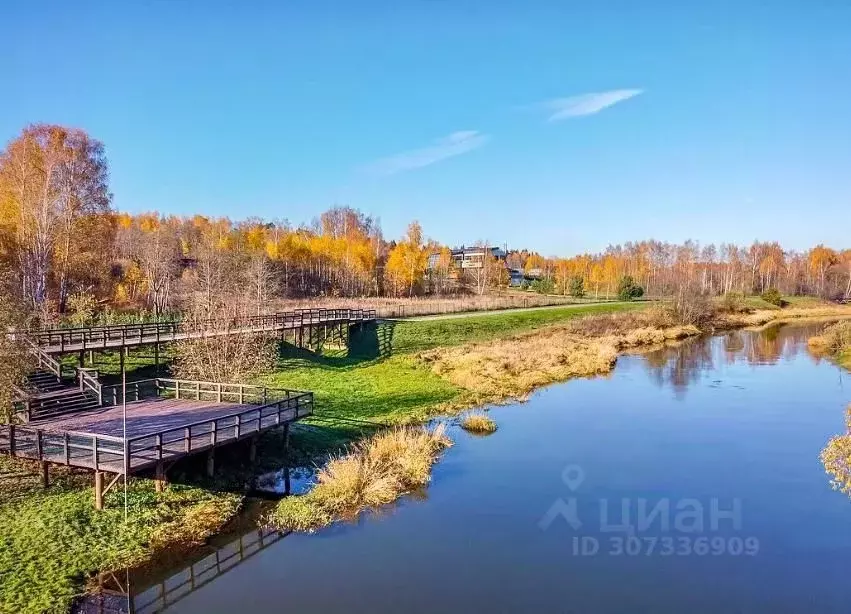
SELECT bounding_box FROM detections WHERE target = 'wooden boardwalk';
[26,308,375,354]
[0,379,312,477]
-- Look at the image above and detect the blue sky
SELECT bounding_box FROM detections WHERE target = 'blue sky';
[2,1,850,255]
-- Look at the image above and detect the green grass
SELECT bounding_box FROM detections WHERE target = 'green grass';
[0,458,240,614]
[262,302,642,431]
[3,300,643,613]
[391,302,642,352]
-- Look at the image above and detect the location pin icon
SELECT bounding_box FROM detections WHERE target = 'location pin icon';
[561,465,585,491]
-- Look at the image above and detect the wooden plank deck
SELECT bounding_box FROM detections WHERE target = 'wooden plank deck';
[0,392,312,474]
[42,398,251,439]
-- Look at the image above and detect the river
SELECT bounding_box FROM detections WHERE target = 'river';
[81,322,851,614]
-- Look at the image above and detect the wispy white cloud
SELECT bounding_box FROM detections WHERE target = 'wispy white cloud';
[540,89,643,121]
[366,130,489,175]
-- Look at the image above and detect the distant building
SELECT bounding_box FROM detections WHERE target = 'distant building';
[449,245,507,269]
[508,268,525,287]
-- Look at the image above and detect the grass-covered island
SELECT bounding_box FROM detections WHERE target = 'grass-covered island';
[3,298,851,613]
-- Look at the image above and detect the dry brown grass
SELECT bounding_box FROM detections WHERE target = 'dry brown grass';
[419,309,701,400]
[417,304,851,405]
[271,424,452,532]
[718,305,851,329]
[460,412,498,434]
[808,320,851,353]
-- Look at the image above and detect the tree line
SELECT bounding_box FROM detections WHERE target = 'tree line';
[1,124,849,322]
[511,240,851,301]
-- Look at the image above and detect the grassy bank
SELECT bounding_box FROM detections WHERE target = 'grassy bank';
[0,458,240,614]
[268,299,851,533]
[1,302,641,613]
[808,320,851,370]
[7,299,851,612]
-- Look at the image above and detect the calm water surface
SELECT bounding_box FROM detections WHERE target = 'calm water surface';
[105,323,851,613]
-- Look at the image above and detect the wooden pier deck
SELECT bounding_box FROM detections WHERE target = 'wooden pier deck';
[0,379,312,476]
[25,307,376,355]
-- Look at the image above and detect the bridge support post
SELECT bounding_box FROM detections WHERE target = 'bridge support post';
[154,461,166,492]
[249,435,258,463]
[153,344,160,374]
[206,449,215,478]
[94,471,104,510]
[40,462,49,488]
[78,350,85,368]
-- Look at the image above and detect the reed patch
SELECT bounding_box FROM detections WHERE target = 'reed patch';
[271,424,452,532]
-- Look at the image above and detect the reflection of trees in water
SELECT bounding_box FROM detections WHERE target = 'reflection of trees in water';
[643,337,715,397]
[643,324,821,396]
[741,322,828,366]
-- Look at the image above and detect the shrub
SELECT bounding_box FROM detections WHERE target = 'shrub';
[617,276,645,301]
[67,292,98,327]
[718,292,749,314]
[172,304,277,382]
[821,405,851,494]
[529,278,555,294]
[761,288,783,306]
[568,276,585,298]
[664,286,715,328]
[808,321,851,355]
[460,412,497,434]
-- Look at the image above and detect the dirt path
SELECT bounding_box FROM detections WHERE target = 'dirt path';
[402,300,634,321]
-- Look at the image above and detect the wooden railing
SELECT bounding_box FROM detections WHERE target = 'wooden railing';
[1,379,313,473]
[0,424,126,473]
[22,308,376,352]
[100,378,302,407]
[125,391,312,470]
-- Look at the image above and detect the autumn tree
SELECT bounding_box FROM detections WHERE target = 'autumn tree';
[386,222,428,297]
[808,245,838,298]
[0,124,113,314]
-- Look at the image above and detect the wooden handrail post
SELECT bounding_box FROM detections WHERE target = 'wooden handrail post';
[92,435,99,470]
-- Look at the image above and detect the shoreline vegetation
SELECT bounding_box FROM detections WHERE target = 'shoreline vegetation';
[268,299,851,534]
[459,412,498,434]
[270,424,452,532]
[3,299,851,613]
[815,321,851,494]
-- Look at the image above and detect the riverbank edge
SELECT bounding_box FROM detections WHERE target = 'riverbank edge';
[269,304,851,534]
[7,302,851,613]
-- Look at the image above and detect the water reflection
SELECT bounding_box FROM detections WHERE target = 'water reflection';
[75,526,288,614]
[641,322,834,396]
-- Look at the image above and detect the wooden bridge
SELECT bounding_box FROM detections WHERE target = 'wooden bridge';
[0,378,312,508]
[26,307,376,355]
